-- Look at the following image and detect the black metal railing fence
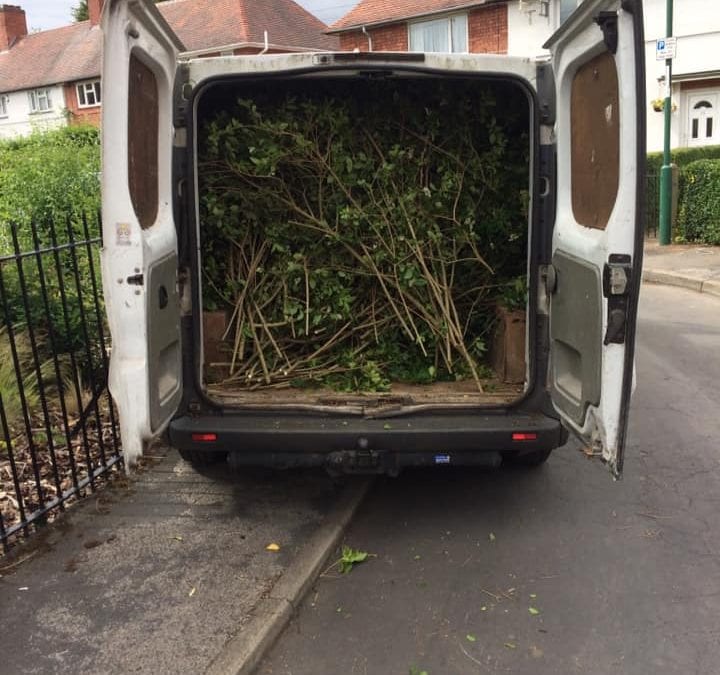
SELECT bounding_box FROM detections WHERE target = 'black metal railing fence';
[0,215,121,553]
[646,170,659,238]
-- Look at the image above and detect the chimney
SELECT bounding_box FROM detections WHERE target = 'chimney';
[0,4,27,51]
[88,0,104,26]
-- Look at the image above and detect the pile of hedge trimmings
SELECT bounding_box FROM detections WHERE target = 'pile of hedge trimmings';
[198,79,529,392]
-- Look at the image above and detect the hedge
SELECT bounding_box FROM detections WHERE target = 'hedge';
[0,125,100,253]
[646,146,720,236]
[0,126,103,379]
[677,159,720,245]
[647,144,720,175]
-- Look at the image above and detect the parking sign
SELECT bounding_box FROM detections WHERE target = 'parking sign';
[656,37,677,60]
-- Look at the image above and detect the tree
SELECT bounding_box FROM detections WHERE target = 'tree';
[72,0,167,23]
[71,0,88,22]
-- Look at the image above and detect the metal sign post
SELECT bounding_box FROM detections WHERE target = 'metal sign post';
[658,1,675,246]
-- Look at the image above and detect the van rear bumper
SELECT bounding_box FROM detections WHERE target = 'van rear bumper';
[168,411,565,469]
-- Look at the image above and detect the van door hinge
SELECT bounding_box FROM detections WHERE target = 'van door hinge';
[594,11,619,54]
[603,255,632,345]
[536,63,556,126]
[173,63,191,127]
[542,263,557,296]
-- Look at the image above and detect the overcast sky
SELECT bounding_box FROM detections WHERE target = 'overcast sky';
[19,0,356,31]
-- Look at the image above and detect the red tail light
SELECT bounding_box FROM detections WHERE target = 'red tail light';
[191,433,217,442]
[512,432,537,441]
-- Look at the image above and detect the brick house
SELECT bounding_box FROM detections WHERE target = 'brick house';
[327,0,511,54]
[0,0,338,138]
[325,0,589,56]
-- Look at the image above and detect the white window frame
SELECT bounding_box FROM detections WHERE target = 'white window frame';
[76,80,102,108]
[28,88,52,113]
[0,94,8,118]
[408,13,469,54]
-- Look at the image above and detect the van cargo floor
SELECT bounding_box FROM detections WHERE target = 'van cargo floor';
[205,379,523,408]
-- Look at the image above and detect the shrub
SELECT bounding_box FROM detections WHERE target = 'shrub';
[645,146,720,236]
[647,145,720,175]
[677,159,720,244]
[0,126,103,379]
[0,125,100,252]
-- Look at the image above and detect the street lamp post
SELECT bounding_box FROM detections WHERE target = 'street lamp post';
[658,0,674,245]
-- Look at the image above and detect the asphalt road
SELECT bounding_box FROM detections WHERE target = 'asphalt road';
[259,284,720,675]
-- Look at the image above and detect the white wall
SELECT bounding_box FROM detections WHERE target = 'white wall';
[507,1,557,57]
[643,0,720,152]
[508,0,720,153]
[0,85,67,139]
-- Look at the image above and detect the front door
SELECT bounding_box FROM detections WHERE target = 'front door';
[687,91,719,146]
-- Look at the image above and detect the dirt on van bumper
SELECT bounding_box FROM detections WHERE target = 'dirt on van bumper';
[0,448,370,675]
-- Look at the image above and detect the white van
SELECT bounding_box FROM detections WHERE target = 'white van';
[100,0,645,477]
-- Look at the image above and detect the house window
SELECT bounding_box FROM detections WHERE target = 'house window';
[77,80,102,108]
[0,95,8,118]
[28,88,52,113]
[409,14,468,53]
[560,0,579,23]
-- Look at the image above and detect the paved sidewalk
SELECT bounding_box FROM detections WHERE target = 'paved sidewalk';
[0,449,368,675]
[643,239,720,297]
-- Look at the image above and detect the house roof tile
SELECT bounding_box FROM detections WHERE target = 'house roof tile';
[328,0,490,32]
[0,22,102,93]
[0,0,338,94]
[160,0,338,53]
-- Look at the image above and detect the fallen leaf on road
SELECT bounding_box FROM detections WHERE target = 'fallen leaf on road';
[466,634,477,642]
[489,532,496,542]
[339,545,369,574]
[189,587,196,597]
[171,535,183,542]
[322,546,375,576]
[504,642,517,650]
[266,543,281,552]
[528,607,540,616]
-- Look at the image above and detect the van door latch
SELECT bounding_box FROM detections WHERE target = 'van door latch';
[126,273,144,286]
[603,255,632,345]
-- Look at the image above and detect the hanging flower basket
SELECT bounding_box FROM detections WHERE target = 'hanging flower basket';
[651,98,677,113]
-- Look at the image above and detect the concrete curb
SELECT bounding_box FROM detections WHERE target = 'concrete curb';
[642,269,720,298]
[205,477,373,675]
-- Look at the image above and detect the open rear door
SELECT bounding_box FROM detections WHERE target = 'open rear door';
[101,0,185,465]
[544,0,645,477]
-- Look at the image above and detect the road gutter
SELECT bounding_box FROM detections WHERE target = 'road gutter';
[205,477,373,675]
[642,269,720,298]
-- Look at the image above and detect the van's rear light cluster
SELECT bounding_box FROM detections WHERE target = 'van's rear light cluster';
[191,433,217,442]
[512,432,537,442]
